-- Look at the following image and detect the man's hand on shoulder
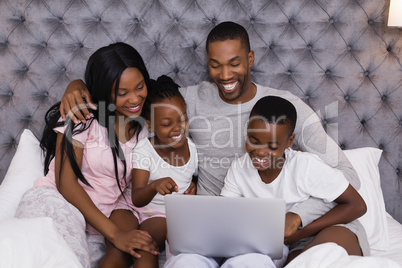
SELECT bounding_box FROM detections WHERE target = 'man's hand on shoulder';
[60,79,96,124]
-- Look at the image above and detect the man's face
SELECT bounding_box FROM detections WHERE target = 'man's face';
[207,39,255,104]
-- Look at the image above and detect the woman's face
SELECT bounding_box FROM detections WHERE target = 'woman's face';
[111,67,147,120]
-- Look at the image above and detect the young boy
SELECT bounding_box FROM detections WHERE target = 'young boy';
[220,96,369,266]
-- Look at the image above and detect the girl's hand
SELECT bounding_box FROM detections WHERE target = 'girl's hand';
[284,212,302,238]
[152,177,178,195]
[184,181,197,195]
[112,229,159,258]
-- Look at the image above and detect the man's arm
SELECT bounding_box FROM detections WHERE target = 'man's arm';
[288,197,334,229]
[60,79,96,124]
[289,98,360,227]
[295,115,360,189]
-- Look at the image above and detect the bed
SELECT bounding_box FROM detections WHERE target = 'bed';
[0,0,401,267]
[0,129,401,267]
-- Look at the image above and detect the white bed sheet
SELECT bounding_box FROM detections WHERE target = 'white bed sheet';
[0,130,401,267]
[0,214,401,268]
[371,213,402,265]
[286,243,400,268]
[287,213,402,268]
[0,217,82,268]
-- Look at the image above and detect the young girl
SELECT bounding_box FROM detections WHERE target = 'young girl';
[220,96,369,267]
[103,75,198,268]
[15,42,159,268]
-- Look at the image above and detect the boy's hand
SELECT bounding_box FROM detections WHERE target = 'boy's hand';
[60,79,96,124]
[184,181,197,195]
[284,229,304,245]
[152,177,178,195]
[284,212,301,238]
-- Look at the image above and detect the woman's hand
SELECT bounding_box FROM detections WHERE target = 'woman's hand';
[152,177,178,195]
[60,79,96,124]
[112,229,159,258]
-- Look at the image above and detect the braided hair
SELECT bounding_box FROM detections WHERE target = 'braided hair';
[142,75,183,121]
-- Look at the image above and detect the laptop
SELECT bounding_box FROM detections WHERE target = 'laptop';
[165,195,286,258]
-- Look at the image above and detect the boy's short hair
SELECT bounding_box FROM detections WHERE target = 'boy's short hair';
[250,96,297,135]
[206,21,250,53]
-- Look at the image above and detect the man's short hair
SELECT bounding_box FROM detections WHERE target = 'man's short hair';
[206,21,251,53]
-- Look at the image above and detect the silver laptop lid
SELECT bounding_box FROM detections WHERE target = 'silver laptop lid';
[165,195,285,258]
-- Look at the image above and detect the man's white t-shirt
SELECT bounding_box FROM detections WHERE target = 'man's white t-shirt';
[220,148,349,211]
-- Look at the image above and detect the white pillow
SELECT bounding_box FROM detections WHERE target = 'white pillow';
[343,147,389,251]
[0,129,44,221]
[0,217,82,267]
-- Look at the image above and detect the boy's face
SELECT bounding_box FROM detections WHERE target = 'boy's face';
[147,96,189,149]
[207,39,255,104]
[246,118,294,171]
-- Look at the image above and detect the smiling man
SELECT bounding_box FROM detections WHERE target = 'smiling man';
[207,40,255,104]
[178,22,359,199]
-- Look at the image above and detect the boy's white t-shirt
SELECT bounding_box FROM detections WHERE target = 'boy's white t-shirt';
[220,148,349,211]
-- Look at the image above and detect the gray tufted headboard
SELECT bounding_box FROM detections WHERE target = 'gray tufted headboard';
[0,0,401,223]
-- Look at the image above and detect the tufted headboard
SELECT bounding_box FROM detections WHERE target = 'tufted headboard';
[0,0,401,222]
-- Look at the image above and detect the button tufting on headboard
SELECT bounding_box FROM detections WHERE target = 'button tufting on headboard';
[0,0,401,223]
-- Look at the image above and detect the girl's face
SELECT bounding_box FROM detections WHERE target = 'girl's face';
[148,96,189,149]
[246,118,294,171]
[111,67,147,120]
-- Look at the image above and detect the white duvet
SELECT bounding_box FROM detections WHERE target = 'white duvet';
[0,217,82,268]
[286,213,402,268]
[2,131,401,267]
[0,216,401,268]
[287,242,400,268]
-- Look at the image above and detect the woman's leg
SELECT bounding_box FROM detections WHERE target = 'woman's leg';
[100,209,140,268]
[15,187,91,268]
[133,217,167,268]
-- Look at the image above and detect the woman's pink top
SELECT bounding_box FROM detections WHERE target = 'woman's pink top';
[35,118,148,234]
